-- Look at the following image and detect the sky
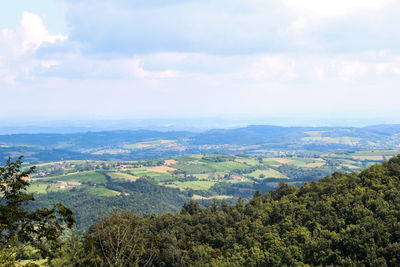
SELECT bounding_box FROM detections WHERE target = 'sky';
[1,0,400,124]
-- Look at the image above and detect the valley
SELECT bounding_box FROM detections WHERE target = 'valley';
[23,149,400,231]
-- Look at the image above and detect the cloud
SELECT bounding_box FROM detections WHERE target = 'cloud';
[2,2,400,119]
[65,0,292,55]
[62,0,400,56]
[2,12,66,54]
[282,0,391,18]
[0,12,66,83]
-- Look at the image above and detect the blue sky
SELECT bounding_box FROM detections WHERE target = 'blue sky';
[1,0,400,123]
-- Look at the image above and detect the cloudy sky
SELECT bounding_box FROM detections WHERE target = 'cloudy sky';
[1,0,400,123]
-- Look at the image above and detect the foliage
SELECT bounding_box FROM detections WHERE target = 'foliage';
[31,179,190,232]
[67,155,400,266]
[0,156,75,265]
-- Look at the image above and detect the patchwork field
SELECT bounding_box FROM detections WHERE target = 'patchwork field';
[41,171,107,184]
[25,150,400,202]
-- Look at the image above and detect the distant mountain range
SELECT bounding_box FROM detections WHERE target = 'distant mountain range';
[0,124,399,163]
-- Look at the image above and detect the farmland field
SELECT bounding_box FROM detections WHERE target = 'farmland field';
[24,150,400,201]
[19,149,400,233]
[167,181,217,190]
[247,169,288,179]
[41,171,107,184]
[107,172,138,181]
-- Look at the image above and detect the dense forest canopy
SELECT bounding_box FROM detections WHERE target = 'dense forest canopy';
[50,155,400,266]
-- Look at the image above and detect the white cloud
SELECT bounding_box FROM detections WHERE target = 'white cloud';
[0,12,66,83]
[2,4,400,119]
[2,12,66,55]
[282,0,391,18]
[338,61,368,78]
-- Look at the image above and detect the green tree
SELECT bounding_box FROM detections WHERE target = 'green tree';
[0,156,75,265]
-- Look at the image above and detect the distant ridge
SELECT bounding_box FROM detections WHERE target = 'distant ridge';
[0,124,399,162]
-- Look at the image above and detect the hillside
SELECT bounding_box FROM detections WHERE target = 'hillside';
[25,151,399,231]
[1,124,400,163]
[60,155,400,266]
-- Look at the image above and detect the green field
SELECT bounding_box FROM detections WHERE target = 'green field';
[107,172,138,181]
[286,158,319,167]
[167,181,217,190]
[128,168,175,182]
[26,183,53,194]
[234,157,260,166]
[84,185,120,196]
[193,172,228,180]
[41,171,108,184]
[129,168,162,177]
[247,169,288,179]
[210,161,250,172]
[261,158,282,166]
[24,151,399,201]
[174,163,217,174]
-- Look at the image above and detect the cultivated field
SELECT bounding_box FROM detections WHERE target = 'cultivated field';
[25,150,400,201]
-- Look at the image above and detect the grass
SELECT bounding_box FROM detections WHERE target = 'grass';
[83,185,120,196]
[42,171,107,184]
[175,155,202,162]
[128,168,175,182]
[248,169,287,179]
[286,158,318,167]
[210,161,251,172]
[193,172,228,180]
[174,163,217,174]
[234,157,260,166]
[151,174,176,182]
[26,183,53,194]
[129,168,162,177]
[261,158,282,166]
[107,172,137,181]
[167,181,216,190]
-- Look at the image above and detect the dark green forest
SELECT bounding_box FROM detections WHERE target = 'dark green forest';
[29,179,191,232]
[45,155,400,266]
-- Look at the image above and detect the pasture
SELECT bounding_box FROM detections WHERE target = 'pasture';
[42,171,108,184]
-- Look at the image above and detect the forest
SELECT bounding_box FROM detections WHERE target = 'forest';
[23,151,395,231]
[3,155,400,265]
